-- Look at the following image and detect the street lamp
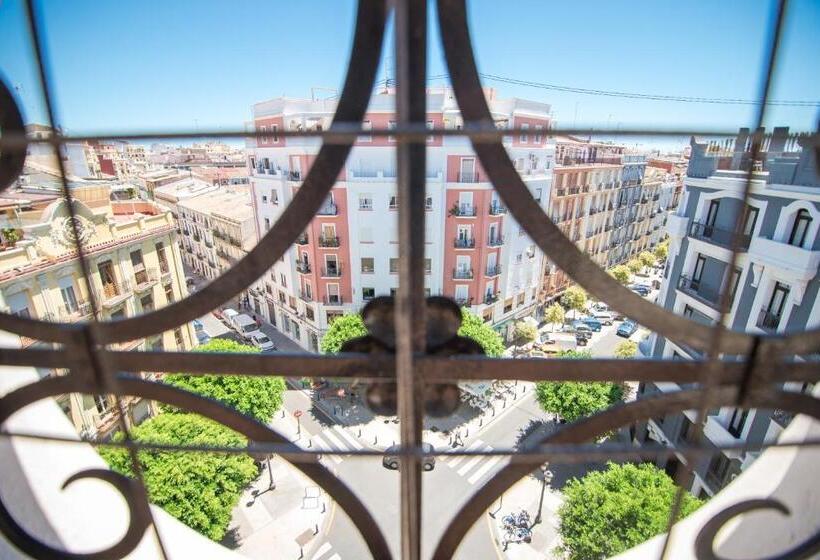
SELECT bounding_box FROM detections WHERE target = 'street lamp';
[533,463,552,526]
[251,455,276,501]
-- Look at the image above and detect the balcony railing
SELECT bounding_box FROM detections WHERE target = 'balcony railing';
[321,265,343,277]
[317,202,338,215]
[296,233,309,245]
[487,235,504,247]
[296,261,311,274]
[689,221,751,251]
[133,268,158,291]
[488,202,506,215]
[677,275,723,308]
[451,204,477,217]
[299,291,313,302]
[323,295,344,305]
[318,235,341,247]
[485,264,502,277]
[60,301,92,321]
[454,237,476,248]
[457,171,480,183]
[452,268,474,279]
[483,293,498,304]
[756,307,782,331]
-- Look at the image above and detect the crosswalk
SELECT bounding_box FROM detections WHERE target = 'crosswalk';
[306,425,364,464]
[439,439,505,485]
[311,541,341,560]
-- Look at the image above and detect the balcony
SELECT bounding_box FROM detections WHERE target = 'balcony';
[60,300,92,322]
[748,236,820,280]
[318,235,341,248]
[296,233,309,245]
[488,202,507,215]
[487,235,504,247]
[296,261,311,274]
[756,307,782,331]
[485,264,502,277]
[677,275,723,309]
[453,268,474,279]
[689,221,751,251]
[133,268,158,292]
[321,265,343,277]
[454,237,476,249]
[204,239,213,249]
[317,202,338,215]
[457,171,480,183]
[451,204,477,217]
[98,281,130,309]
[666,213,688,238]
[555,188,566,196]
[299,291,313,303]
[323,295,344,306]
[483,293,499,304]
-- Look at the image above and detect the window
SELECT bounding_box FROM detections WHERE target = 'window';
[454,285,469,303]
[262,195,268,203]
[520,123,529,143]
[279,273,287,288]
[517,293,525,306]
[305,307,315,322]
[362,287,375,300]
[326,311,343,324]
[361,257,375,273]
[7,291,31,318]
[271,190,279,205]
[264,217,271,231]
[426,120,434,143]
[742,206,758,236]
[174,328,184,348]
[259,125,268,144]
[424,258,432,274]
[164,284,175,304]
[130,249,144,270]
[390,288,398,297]
[155,242,169,274]
[387,120,396,142]
[360,120,372,142]
[359,194,373,210]
[389,195,398,210]
[279,291,286,304]
[534,125,543,143]
[94,395,109,414]
[788,209,812,248]
[140,294,154,313]
[59,279,78,314]
[389,258,399,274]
[728,408,749,438]
[767,282,789,317]
[272,124,279,143]
[425,196,433,211]
[691,255,706,288]
[504,298,513,313]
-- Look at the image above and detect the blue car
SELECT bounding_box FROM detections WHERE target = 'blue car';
[630,285,651,296]
[579,317,603,332]
[617,320,638,338]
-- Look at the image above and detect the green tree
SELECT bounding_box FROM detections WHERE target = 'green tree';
[638,250,656,271]
[535,351,623,422]
[512,320,538,350]
[561,286,587,319]
[608,265,631,285]
[558,462,703,560]
[626,258,643,275]
[614,340,638,358]
[458,308,504,357]
[544,303,566,332]
[321,309,504,357]
[320,313,367,353]
[654,240,669,262]
[162,339,285,423]
[100,414,257,541]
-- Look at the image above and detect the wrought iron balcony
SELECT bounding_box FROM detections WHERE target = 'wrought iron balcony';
[318,235,341,247]
[756,307,782,331]
[317,202,338,215]
[487,235,504,247]
[453,237,475,248]
[677,275,723,309]
[485,264,502,277]
[323,295,344,305]
[296,233,309,245]
[488,202,506,215]
[451,204,477,217]
[321,265,343,277]
[299,290,313,303]
[689,221,751,251]
[483,293,499,304]
[296,260,311,274]
[452,267,474,279]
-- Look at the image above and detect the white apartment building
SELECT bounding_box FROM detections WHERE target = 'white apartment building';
[246,88,554,351]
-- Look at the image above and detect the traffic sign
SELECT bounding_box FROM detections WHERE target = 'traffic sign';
[294,410,303,418]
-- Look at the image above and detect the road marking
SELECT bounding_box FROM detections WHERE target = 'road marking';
[467,454,504,484]
[311,542,332,559]
[321,429,349,453]
[445,440,483,467]
[331,426,363,450]
[328,555,341,560]
[311,435,342,464]
[457,445,490,476]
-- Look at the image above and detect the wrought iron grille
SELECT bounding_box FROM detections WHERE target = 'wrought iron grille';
[0,0,819,559]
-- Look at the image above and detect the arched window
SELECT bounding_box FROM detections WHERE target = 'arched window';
[787,208,812,248]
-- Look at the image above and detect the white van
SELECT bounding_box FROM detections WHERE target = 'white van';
[591,310,614,325]
[232,313,260,340]
[221,308,239,327]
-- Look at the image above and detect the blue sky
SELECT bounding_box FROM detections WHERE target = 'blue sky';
[1,0,818,148]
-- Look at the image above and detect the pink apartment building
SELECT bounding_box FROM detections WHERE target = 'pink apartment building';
[246,88,553,352]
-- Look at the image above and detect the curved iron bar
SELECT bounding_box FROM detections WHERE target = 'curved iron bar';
[0,373,393,560]
[694,499,820,560]
[432,0,818,358]
[0,467,152,560]
[0,78,27,195]
[0,0,387,346]
[431,387,820,560]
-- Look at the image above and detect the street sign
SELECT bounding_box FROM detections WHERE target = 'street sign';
[294,410,303,418]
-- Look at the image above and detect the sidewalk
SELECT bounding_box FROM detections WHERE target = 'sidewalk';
[489,475,564,560]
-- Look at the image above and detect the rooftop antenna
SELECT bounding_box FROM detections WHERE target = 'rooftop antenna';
[311,87,339,101]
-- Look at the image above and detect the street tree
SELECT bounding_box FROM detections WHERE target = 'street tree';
[535,351,623,422]
[654,239,669,262]
[458,308,504,357]
[544,303,565,331]
[320,313,368,353]
[162,339,285,423]
[614,340,638,358]
[100,413,257,542]
[608,265,631,285]
[558,462,703,560]
[512,320,538,350]
[638,250,656,271]
[560,286,587,319]
[626,258,643,275]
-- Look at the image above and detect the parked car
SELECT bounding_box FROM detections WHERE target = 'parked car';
[529,350,547,358]
[565,320,593,338]
[249,332,276,352]
[630,285,651,296]
[575,333,588,346]
[591,302,609,313]
[221,308,239,326]
[617,320,639,338]
[195,330,211,345]
[232,313,260,340]
[539,332,556,345]
[590,310,614,325]
[383,443,435,471]
[579,317,603,332]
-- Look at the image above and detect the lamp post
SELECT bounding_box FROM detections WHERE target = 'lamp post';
[534,464,552,526]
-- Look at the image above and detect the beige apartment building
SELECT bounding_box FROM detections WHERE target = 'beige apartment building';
[0,193,193,439]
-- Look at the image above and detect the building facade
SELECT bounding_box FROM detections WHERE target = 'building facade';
[246,88,553,351]
[637,127,819,497]
[0,194,193,439]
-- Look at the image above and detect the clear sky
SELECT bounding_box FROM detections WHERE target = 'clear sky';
[1,0,818,148]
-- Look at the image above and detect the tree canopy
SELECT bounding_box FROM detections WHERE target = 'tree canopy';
[558,462,703,560]
[544,303,566,331]
[320,313,368,353]
[608,265,631,285]
[513,320,538,347]
[614,340,638,358]
[162,338,285,423]
[100,414,257,541]
[626,259,643,274]
[638,251,656,269]
[458,309,505,356]
[654,240,669,262]
[561,287,587,318]
[535,351,623,422]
